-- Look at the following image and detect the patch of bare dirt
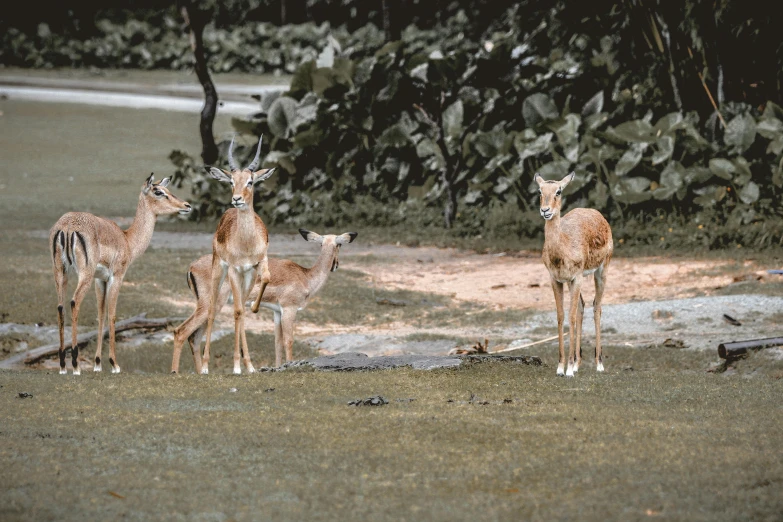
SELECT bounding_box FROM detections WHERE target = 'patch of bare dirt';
[350,250,768,312]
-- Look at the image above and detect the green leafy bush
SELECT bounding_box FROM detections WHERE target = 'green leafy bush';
[170,5,783,248]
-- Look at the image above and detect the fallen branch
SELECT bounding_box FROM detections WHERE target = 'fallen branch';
[490,333,568,354]
[718,337,783,360]
[0,313,182,370]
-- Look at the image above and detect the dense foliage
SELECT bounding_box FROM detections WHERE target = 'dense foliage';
[169,1,783,247]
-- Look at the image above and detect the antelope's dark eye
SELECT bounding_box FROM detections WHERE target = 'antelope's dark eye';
[153,190,164,197]
[246,179,253,187]
[555,190,562,197]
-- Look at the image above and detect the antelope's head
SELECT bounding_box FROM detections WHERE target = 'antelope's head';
[142,173,192,216]
[534,172,574,221]
[299,229,359,272]
[208,136,276,210]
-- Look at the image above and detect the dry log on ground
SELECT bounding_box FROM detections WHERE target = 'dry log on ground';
[718,337,783,360]
[0,314,181,370]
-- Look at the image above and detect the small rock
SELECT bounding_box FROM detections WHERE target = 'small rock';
[264,388,275,393]
[228,388,238,393]
[503,398,513,404]
[18,392,33,399]
[652,310,674,321]
[347,395,388,406]
[395,398,415,403]
[662,338,686,349]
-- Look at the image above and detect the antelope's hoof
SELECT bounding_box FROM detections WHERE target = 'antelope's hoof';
[73,368,81,376]
[200,367,209,375]
[59,368,67,375]
[93,364,102,372]
[111,366,121,374]
[597,362,605,372]
[233,366,242,375]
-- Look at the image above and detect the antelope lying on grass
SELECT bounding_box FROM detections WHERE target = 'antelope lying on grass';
[535,172,613,377]
[171,229,357,374]
[49,174,191,375]
[200,136,276,375]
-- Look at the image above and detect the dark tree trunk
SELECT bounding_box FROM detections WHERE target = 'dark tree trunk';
[180,0,219,165]
[382,0,402,42]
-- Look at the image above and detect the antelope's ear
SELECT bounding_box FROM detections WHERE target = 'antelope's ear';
[208,167,232,183]
[157,177,171,188]
[336,232,358,245]
[299,229,323,243]
[560,172,575,187]
[534,173,545,186]
[253,167,276,184]
[143,173,155,194]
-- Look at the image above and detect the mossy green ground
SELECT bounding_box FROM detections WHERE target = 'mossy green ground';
[2,348,782,521]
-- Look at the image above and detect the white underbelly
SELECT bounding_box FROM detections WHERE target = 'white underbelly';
[95,263,112,282]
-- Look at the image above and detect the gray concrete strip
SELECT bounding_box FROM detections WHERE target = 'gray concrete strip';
[0,86,261,115]
[0,74,285,101]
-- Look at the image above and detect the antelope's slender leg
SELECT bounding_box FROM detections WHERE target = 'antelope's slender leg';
[574,292,585,373]
[53,263,68,375]
[273,310,283,367]
[172,310,203,374]
[189,326,205,370]
[281,307,297,364]
[239,267,256,373]
[227,267,249,374]
[566,275,583,378]
[251,255,271,313]
[594,259,610,372]
[105,275,124,374]
[69,271,94,376]
[202,260,227,375]
[93,279,107,372]
[551,276,566,376]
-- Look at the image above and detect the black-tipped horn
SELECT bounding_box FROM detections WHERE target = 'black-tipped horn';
[227,136,240,171]
[246,136,264,172]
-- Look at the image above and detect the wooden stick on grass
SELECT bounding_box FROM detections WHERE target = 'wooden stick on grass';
[490,333,569,354]
[0,313,182,370]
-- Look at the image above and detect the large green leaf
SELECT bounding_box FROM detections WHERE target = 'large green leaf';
[515,132,553,162]
[756,118,783,140]
[581,91,604,118]
[739,181,760,204]
[653,112,685,135]
[522,93,559,127]
[709,158,736,180]
[442,100,464,140]
[724,114,757,154]
[652,161,685,200]
[612,177,652,204]
[267,96,298,138]
[537,160,570,180]
[610,120,655,143]
[651,135,674,165]
[615,143,644,176]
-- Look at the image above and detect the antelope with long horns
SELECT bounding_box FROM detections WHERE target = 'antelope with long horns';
[49,174,192,375]
[535,172,613,377]
[170,229,358,374]
[200,136,276,375]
